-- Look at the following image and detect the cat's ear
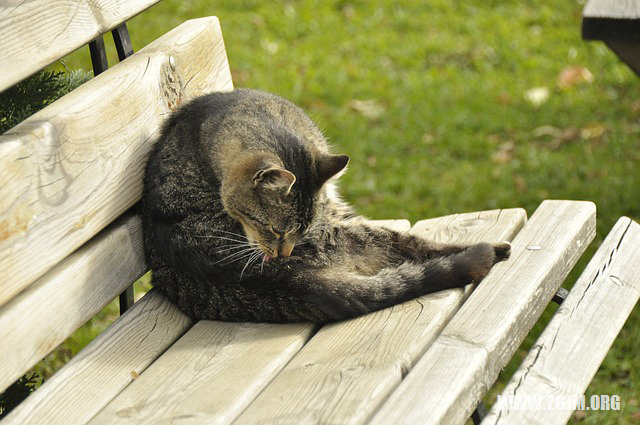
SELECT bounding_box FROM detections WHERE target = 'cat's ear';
[317,154,349,185]
[253,167,296,194]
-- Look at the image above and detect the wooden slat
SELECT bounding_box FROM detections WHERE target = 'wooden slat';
[3,290,193,425]
[368,200,596,425]
[0,0,162,92]
[88,321,317,425]
[86,220,409,424]
[232,209,526,425]
[0,212,145,394]
[0,16,233,307]
[483,217,640,425]
[583,0,640,18]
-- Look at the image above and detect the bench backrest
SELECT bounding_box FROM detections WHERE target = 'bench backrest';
[0,2,234,394]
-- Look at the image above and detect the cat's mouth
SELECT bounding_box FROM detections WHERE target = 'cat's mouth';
[238,221,294,258]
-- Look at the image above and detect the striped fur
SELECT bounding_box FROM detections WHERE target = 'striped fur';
[142,89,510,323]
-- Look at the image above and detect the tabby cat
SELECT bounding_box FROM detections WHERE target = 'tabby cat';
[142,88,510,323]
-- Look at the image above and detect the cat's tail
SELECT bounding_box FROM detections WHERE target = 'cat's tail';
[300,243,505,322]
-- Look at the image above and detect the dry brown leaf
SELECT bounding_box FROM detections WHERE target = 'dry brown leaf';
[491,141,515,164]
[497,91,511,105]
[347,99,386,119]
[573,410,587,421]
[514,175,527,193]
[534,125,563,138]
[421,132,435,144]
[581,122,607,139]
[558,66,593,89]
[342,3,356,19]
[533,125,579,149]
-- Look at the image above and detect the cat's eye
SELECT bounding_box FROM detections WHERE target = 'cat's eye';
[269,225,283,239]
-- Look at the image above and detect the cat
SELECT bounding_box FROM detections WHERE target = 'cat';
[142,88,510,323]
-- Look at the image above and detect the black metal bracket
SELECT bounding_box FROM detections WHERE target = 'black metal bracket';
[472,400,487,424]
[119,289,135,315]
[88,36,109,76]
[552,287,569,304]
[112,23,134,61]
[88,23,136,314]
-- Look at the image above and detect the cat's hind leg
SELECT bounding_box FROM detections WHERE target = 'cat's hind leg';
[300,242,503,321]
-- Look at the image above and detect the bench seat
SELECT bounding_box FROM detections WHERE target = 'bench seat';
[8,201,631,425]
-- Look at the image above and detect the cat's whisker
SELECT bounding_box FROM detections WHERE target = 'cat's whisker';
[216,246,254,256]
[240,250,263,280]
[217,243,252,253]
[217,252,259,268]
[210,229,249,239]
[213,248,260,265]
[195,235,248,244]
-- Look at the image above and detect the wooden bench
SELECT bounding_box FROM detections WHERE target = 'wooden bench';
[1,3,639,424]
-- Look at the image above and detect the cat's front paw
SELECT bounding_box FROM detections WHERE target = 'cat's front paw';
[493,242,511,263]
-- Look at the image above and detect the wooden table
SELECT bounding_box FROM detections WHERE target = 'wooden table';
[583,0,640,75]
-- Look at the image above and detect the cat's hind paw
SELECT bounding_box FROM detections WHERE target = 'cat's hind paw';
[493,242,511,263]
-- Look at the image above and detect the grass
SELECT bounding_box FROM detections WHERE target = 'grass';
[37,0,640,423]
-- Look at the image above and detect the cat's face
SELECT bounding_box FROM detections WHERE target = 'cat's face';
[221,153,348,259]
[223,165,306,259]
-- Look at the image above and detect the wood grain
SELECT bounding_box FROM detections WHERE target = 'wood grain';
[0,212,146,394]
[3,290,193,425]
[584,0,640,18]
[0,17,233,307]
[0,0,162,92]
[232,209,526,425]
[88,321,317,425]
[369,200,596,425]
[482,217,640,425]
[86,220,409,425]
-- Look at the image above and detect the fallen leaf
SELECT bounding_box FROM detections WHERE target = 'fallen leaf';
[558,66,594,89]
[487,134,502,145]
[261,39,279,54]
[342,3,356,19]
[492,141,515,164]
[230,69,249,85]
[581,122,607,139]
[631,410,640,422]
[305,98,330,113]
[533,125,563,138]
[497,91,511,105]
[421,133,435,144]
[573,410,587,421]
[250,14,265,27]
[347,99,386,119]
[525,87,549,107]
[514,175,527,193]
[533,125,579,149]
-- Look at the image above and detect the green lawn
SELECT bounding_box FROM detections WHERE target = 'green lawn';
[43,0,639,423]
